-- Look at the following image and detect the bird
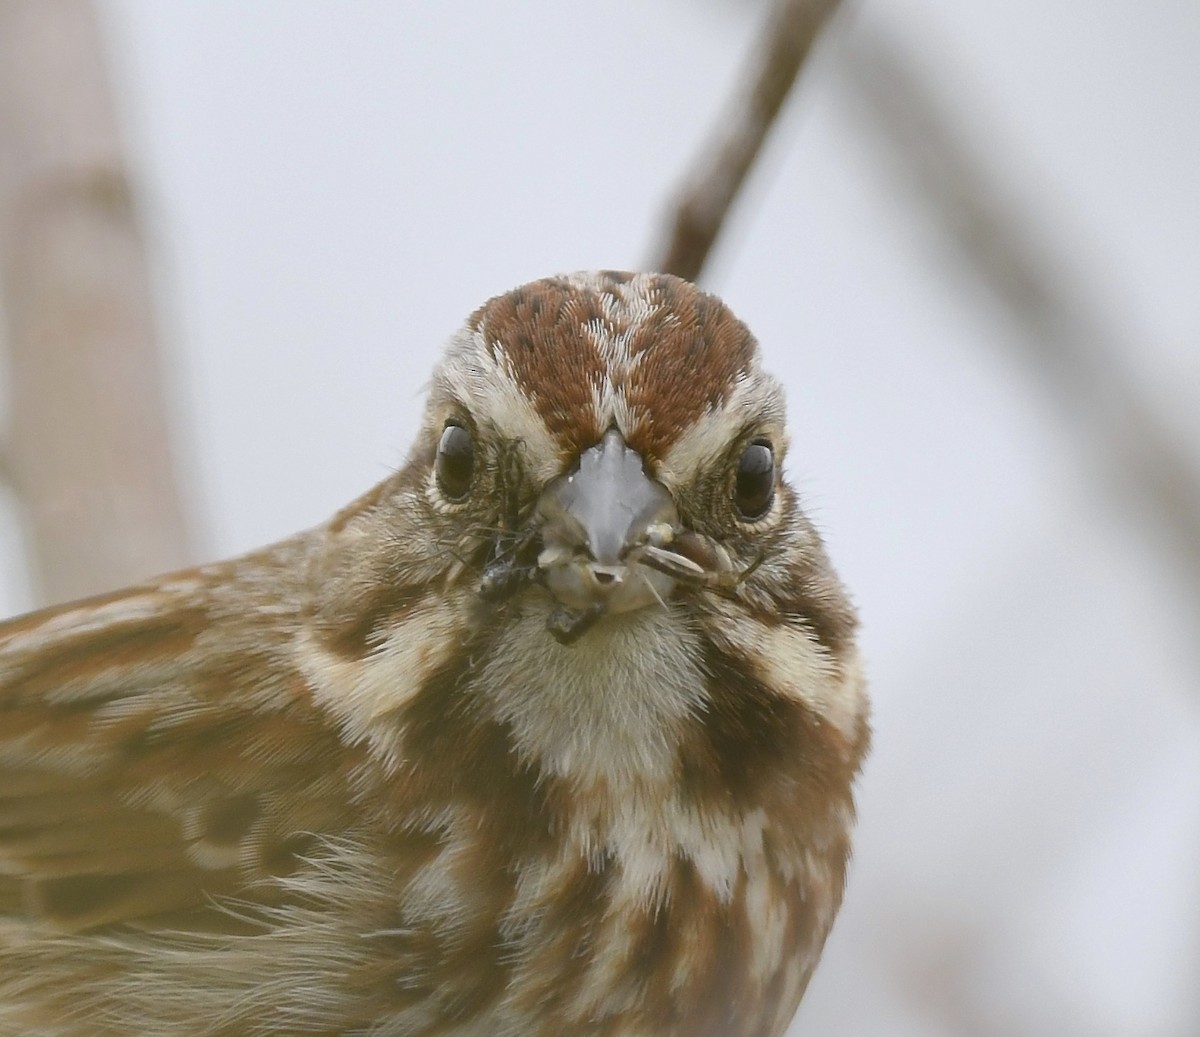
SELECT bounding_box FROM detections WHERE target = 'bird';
[0,271,869,1036]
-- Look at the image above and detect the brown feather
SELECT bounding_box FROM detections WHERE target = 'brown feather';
[0,272,868,1036]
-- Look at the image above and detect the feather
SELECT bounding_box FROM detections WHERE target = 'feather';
[0,272,868,1036]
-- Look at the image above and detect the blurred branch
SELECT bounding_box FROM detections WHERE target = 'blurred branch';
[839,24,1200,595]
[0,0,192,607]
[649,0,844,282]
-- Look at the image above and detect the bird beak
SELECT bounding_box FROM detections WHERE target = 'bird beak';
[535,429,680,638]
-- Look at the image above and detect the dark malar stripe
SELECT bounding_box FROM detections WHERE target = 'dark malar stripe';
[398,645,562,855]
[687,638,803,806]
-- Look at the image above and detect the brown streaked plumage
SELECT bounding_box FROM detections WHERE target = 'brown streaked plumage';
[0,271,869,1036]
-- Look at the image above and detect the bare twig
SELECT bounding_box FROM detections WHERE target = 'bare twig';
[839,24,1200,595]
[0,0,192,607]
[649,0,844,282]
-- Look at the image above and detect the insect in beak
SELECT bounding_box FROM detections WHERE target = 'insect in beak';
[531,430,679,644]
[478,430,764,643]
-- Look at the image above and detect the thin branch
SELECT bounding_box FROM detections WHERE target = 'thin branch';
[839,24,1200,598]
[0,0,193,606]
[649,0,844,283]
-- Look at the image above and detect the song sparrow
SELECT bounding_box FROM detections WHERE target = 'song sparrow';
[0,271,868,1036]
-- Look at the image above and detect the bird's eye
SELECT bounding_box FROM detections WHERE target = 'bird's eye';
[733,439,775,519]
[436,423,474,500]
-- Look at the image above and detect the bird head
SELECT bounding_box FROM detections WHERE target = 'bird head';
[412,270,806,645]
[309,269,861,789]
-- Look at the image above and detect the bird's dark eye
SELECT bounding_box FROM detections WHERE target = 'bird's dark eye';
[733,440,775,519]
[436,423,474,500]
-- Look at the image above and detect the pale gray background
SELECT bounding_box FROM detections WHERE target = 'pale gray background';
[2,1,1197,1034]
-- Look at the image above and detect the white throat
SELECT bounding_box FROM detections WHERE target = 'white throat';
[475,599,706,789]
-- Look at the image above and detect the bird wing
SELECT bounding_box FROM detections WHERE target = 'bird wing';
[0,553,363,933]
